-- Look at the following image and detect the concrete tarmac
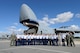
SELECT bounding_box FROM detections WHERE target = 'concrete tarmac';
[0,40,80,53]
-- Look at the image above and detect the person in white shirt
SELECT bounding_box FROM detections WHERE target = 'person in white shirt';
[55,34,58,46]
[30,33,35,45]
[32,34,36,45]
[27,34,31,45]
[61,33,66,46]
[48,34,52,45]
[38,34,43,45]
[51,34,56,45]
[16,35,23,46]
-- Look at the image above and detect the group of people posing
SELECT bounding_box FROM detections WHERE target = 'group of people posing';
[10,32,75,47]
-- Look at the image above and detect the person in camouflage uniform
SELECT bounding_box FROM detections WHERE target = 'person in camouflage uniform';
[69,32,75,47]
[66,32,70,46]
[10,33,17,46]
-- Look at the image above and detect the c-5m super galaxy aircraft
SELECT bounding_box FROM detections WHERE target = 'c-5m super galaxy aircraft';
[20,4,80,34]
[20,4,55,34]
